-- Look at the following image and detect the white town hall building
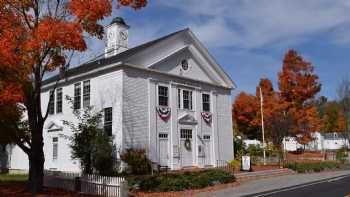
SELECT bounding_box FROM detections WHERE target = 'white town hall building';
[8,17,235,172]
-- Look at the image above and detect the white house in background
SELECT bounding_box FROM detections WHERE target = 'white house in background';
[8,17,235,172]
[283,132,350,151]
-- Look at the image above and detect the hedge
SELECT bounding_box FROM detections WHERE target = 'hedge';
[283,162,339,173]
[128,169,236,192]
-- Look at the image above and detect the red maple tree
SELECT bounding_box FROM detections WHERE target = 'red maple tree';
[0,0,146,193]
[233,50,322,147]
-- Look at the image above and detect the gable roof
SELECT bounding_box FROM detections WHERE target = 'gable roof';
[43,28,189,85]
[43,28,235,89]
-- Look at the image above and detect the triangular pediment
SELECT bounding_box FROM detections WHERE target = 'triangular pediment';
[178,114,198,125]
[125,29,235,89]
[45,121,63,132]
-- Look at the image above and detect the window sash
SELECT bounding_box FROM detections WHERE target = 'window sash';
[52,137,58,161]
[56,88,62,113]
[202,94,210,112]
[104,107,112,136]
[182,90,192,110]
[74,83,81,110]
[158,86,168,106]
[180,129,192,139]
[83,80,90,108]
[48,90,55,114]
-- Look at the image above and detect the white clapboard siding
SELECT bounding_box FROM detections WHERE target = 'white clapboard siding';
[44,171,126,197]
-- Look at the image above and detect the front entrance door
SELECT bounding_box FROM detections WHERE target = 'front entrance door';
[159,133,169,166]
[180,129,193,167]
[203,135,212,166]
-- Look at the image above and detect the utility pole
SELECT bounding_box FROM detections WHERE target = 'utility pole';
[259,87,266,165]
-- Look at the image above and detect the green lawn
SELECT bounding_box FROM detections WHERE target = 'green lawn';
[0,174,28,185]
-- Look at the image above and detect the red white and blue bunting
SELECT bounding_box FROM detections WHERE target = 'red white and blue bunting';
[157,106,171,121]
[201,112,212,124]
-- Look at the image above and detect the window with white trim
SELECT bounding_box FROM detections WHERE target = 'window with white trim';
[48,90,55,115]
[183,90,192,110]
[178,89,181,108]
[180,129,192,139]
[203,135,211,140]
[104,107,112,136]
[83,80,90,108]
[52,137,58,161]
[56,88,62,113]
[159,133,168,139]
[74,83,81,110]
[202,93,210,112]
[158,86,168,106]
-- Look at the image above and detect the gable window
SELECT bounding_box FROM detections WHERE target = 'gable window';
[158,86,168,106]
[74,83,81,110]
[83,80,90,108]
[181,59,189,71]
[104,107,112,136]
[48,90,55,115]
[56,88,62,113]
[202,93,210,112]
[52,137,58,161]
[182,90,193,110]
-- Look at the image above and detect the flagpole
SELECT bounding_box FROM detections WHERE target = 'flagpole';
[259,86,266,165]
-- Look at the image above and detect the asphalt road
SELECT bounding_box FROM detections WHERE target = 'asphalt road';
[246,174,350,197]
[195,170,350,197]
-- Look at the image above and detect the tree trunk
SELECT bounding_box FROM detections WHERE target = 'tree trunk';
[25,127,45,193]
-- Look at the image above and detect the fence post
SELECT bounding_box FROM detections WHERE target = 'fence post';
[120,180,129,197]
[74,177,81,193]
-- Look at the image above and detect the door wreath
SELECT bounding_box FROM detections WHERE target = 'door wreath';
[184,138,191,151]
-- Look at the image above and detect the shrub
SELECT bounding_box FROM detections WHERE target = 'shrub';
[120,148,152,175]
[229,159,241,170]
[336,147,348,164]
[283,162,339,173]
[128,169,236,192]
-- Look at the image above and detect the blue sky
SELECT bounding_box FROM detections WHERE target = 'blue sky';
[77,0,350,100]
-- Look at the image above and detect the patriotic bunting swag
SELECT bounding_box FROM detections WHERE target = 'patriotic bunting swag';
[201,112,212,124]
[157,106,171,121]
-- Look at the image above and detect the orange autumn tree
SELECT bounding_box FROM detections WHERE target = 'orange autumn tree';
[0,0,146,193]
[321,101,347,133]
[278,49,322,146]
[255,79,292,147]
[233,50,322,149]
[233,92,260,139]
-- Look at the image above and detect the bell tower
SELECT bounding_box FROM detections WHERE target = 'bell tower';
[105,17,129,58]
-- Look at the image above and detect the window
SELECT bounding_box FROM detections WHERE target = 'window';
[178,89,181,108]
[158,86,168,106]
[159,133,168,139]
[56,88,62,113]
[74,83,81,110]
[183,90,193,110]
[104,107,112,136]
[180,129,192,139]
[181,59,189,71]
[48,90,55,115]
[52,137,58,161]
[203,135,211,140]
[202,94,210,112]
[83,80,90,108]
[178,89,193,110]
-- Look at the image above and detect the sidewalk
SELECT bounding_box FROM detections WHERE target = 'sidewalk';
[194,170,350,197]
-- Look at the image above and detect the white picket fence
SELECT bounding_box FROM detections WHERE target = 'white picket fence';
[44,170,127,197]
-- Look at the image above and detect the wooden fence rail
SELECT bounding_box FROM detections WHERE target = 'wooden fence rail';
[43,170,127,197]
